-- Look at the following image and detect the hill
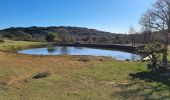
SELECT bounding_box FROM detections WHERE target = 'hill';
[0,26,131,44]
[0,26,165,44]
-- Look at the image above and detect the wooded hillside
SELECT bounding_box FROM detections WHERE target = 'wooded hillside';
[0,26,165,44]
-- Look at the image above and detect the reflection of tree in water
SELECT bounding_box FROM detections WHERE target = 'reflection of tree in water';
[74,47,83,49]
[60,46,69,55]
[131,53,136,61]
[131,53,141,61]
[47,47,57,54]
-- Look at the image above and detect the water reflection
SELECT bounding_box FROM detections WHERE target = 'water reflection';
[18,46,141,61]
[60,46,70,55]
[131,53,137,61]
[74,47,84,49]
[47,47,57,54]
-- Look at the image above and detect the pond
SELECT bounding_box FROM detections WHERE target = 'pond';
[18,46,141,61]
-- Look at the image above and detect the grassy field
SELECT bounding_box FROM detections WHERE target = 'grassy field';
[0,41,170,99]
[0,40,46,52]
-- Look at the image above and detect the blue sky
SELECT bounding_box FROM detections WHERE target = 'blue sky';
[0,0,155,33]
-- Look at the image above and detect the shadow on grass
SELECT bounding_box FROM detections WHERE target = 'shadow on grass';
[129,71,170,87]
[131,71,170,98]
[112,71,170,99]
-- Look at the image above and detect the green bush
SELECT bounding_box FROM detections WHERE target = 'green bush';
[46,32,58,42]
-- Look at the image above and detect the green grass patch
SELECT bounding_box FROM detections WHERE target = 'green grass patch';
[74,61,147,82]
[0,40,46,51]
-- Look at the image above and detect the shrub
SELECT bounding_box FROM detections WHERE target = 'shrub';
[137,43,163,72]
[46,32,58,42]
[0,39,5,44]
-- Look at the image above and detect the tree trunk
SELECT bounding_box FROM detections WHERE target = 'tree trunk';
[162,3,170,65]
[162,32,168,64]
[150,54,157,73]
[162,42,168,64]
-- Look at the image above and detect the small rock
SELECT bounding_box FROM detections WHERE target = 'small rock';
[78,58,90,62]
[32,71,50,79]
[68,92,79,96]
[99,59,104,61]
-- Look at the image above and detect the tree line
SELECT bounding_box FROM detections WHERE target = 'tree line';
[0,26,167,45]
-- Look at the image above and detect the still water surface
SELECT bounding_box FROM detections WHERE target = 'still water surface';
[18,46,141,61]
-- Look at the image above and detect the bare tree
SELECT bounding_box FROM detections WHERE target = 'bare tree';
[140,0,170,64]
[142,30,152,44]
[128,26,136,47]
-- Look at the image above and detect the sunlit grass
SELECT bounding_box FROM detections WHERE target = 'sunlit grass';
[0,41,169,99]
[74,60,147,82]
[0,40,46,51]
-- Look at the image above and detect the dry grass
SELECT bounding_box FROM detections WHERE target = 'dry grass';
[0,51,169,99]
[0,51,113,100]
[0,41,169,99]
[0,51,101,84]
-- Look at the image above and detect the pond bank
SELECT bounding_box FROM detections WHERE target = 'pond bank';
[53,43,137,52]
